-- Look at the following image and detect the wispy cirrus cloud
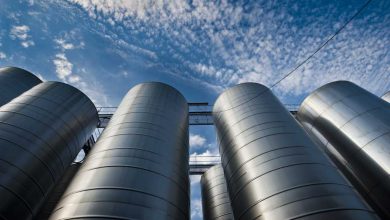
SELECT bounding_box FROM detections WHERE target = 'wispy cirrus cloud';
[68,0,390,101]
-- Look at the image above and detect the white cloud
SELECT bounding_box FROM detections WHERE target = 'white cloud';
[191,198,203,219]
[55,38,75,50]
[54,38,85,51]
[189,133,206,148]
[0,52,6,59]
[52,53,110,106]
[21,40,35,48]
[53,53,73,81]
[68,0,390,99]
[10,25,35,48]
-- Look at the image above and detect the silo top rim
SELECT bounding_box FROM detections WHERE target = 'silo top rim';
[0,66,42,83]
[213,82,269,113]
[39,81,98,117]
[297,80,358,113]
[128,81,188,103]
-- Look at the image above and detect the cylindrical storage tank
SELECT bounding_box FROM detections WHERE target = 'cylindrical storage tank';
[382,91,390,102]
[297,81,390,218]
[0,81,98,220]
[49,82,190,220]
[35,163,81,220]
[213,83,378,220]
[0,67,42,106]
[201,165,234,220]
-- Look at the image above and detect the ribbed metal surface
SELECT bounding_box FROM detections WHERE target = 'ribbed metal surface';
[0,81,98,220]
[201,165,234,220]
[297,81,390,218]
[382,91,390,102]
[0,67,42,106]
[213,82,378,220]
[35,163,81,220]
[49,82,190,220]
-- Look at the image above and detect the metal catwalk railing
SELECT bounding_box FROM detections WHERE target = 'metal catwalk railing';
[189,155,221,175]
[85,103,299,174]
[96,103,298,127]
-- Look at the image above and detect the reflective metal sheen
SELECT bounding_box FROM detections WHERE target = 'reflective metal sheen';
[0,81,98,220]
[201,165,234,220]
[49,82,190,220]
[213,83,378,220]
[35,163,81,220]
[0,67,42,106]
[382,91,390,102]
[297,81,390,218]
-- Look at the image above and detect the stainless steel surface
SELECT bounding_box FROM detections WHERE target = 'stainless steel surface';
[201,165,234,220]
[382,91,390,102]
[0,81,98,220]
[49,82,190,220]
[35,163,81,220]
[213,82,378,220]
[0,67,42,106]
[297,81,390,218]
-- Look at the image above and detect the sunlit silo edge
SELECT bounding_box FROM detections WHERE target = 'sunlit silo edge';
[0,66,42,106]
[297,81,390,219]
[201,164,234,220]
[0,81,98,220]
[49,82,190,220]
[213,82,378,220]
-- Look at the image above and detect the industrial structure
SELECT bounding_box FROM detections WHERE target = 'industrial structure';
[201,165,234,220]
[0,67,42,106]
[0,67,389,220]
[213,83,378,220]
[0,80,98,219]
[49,82,190,220]
[297,81,390,219]
[382,91,390,102]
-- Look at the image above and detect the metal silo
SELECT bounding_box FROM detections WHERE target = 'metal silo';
[201,164,234,220]
[382,91,390,102]
[0,67,42,106]
[49,82,190,220]
[297,81,390,218]
[0,81,98,220]
[35,163,81,220]
[213,83,378,220]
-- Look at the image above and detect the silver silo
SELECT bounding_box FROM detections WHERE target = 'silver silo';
[0,67,42,106]
[201,165,234,220]
[213,83,378,220]
[0,81,98,220]
[382,91,390,102]
[297,81,390,218]
[35,163,81,220]
[49,82,190,220]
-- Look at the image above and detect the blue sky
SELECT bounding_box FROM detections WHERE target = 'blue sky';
[1,0,389,219]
